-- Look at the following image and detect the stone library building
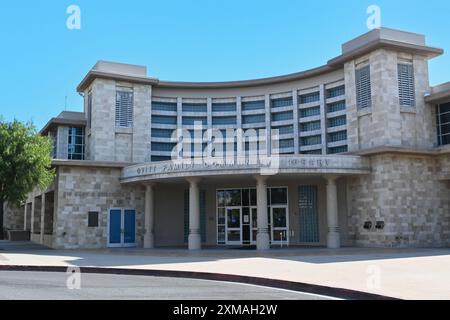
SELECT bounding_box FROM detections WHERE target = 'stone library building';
[3,28,450,251]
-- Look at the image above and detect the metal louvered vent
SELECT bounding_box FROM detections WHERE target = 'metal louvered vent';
[356,65,372,109]
[398,63,415,107]
[115,91,134,128]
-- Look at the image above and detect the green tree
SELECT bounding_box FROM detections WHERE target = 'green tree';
[0,119,55,239]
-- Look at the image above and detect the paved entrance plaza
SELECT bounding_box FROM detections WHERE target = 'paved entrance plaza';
[0,243,449,300]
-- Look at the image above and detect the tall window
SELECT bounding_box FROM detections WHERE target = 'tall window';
[398,63,415,107]
[356,65,372,109]
[68,126,85,160]
[436,102,450,146]
[115,91,134,128]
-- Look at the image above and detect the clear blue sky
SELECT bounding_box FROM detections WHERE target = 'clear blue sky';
[0,0,449,130]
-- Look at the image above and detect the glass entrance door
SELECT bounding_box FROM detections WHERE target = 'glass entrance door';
[271,206,288,245]
[225,207,242,245]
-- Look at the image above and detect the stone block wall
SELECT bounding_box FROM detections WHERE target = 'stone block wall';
[84,79,152,163]
[3,202,24,231]
[54,166,145,249]
[345,49,435,152]
[347,154,450,247]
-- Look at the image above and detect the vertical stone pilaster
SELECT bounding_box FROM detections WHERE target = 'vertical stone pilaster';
[40,193,46,244]
[326,176,340,249]
[56,126,69,159]
[30,198,35,234]
[319,84,327,154]
[144,184,155,249]
[265,94,271,155]
[176,97,183,160]
[292,90,300,154]
[187,178,201,250]
[256,176,270,250]
[132,84,153,163]
[23,203,27,231]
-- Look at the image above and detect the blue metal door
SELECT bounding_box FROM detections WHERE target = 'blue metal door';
[109,209,122,246]
[123,209,136,246]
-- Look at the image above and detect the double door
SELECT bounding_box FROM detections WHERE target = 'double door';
[224,206,288,245]
[108,209,136,247]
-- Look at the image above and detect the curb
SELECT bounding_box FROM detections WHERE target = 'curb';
[0,265,399,300]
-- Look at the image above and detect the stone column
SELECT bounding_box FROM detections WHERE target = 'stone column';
[256,175,270,250]
[326,176,340,249]
[144,184,155,249]
[40,193,46,244]
[187,178,201,250]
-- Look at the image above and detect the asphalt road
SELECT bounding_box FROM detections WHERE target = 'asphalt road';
[0,271,332,300]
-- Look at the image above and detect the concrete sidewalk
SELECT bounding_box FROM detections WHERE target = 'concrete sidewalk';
[0,246,449,300]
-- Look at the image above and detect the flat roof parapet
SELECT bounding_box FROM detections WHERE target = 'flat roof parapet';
[342,28,426,54]
[93,61,147,77]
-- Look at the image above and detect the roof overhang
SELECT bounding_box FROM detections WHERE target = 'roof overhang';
[40,118,87,135]
[425,82,450,104]
[77,70,159,93]
[328,38,443,67]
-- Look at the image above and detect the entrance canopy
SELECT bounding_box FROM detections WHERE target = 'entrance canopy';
[120,155,371,184]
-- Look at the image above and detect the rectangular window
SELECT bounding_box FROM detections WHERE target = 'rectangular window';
[326,85,345,99]
[182,103,207,113]
[88,212,99,228]
[299,92,320,104]
[242,100,265,111]
[356,65,372,109]
[115,91,134,128]
[151,129,175,138]
[328,115,347,128]
[151,142,176,152]
[300,120,321,132]
[212,102,236,112]
[272,125,293,135]
[271,97,293,108]
[68,126,85,160]
[278,139,294,149]
[212,116,237,126]
[152,115,177,125]
[301,149,322,155]
[271,111,293,122]
[398,63,415,107]
[300,135,321,146]
[327,101,346,113]
[152,101,177,112]
[437,102,450,146]
[243,114,266,124]
[182,117,207,126]
[151,156,172,162]
[328,145,348,154]
[328,130,347,142]
[299,106,321,118]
